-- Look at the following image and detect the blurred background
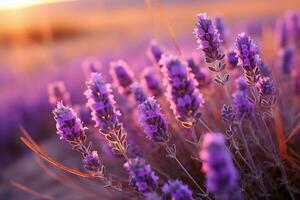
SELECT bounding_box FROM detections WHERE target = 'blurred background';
[0,0,299,199]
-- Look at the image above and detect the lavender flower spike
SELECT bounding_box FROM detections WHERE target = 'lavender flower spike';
[187,58,211,88]
[131,82,148,105]
[214,16,227,44]
[85,73,121,134]
[256,77,276,96]
[48,81,71,106]
[232,91,253,119]
[110,60,134,95]
[143,69,163,97]
[235,32,260,72]
[83,150,102,172]
[160,54,204,128]
[137,97,169,143]
[53,102,86,142]
[200,133,239,198]
[124,157,159,194]
[226,50,238,70]
[148,40,163,66]
[162,179,194,200]
[194,13,224,63]
[279,46,295,75]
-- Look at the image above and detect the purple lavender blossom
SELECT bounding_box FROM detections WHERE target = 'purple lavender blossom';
[162,179,194,200]
[187,58,211,88]
[53,102,86,142]
[110,60,134,95]
[159,54,204,128]
[214,16,227,44]
[257,60,271,77]
[82,58,101,78]
[235,76,249,93]
[235,32,260,72]
[279,47,295,75]
[137,97,169,143]
[194,13,224,63]
[221,104,235,124]
[48,81,71,106]
[85,73,121,134]
[232,91,253,118]
[131,82,148,105]
[143,69,163,97]
[148,40,163,65]
[226,50,238,70]
[124,157,159,194]
[275,18,289,48]
[83,150,101,172]
[199,133,238,197]
[256,77,276,96]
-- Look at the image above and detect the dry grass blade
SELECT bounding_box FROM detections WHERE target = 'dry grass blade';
[10,180,56,200]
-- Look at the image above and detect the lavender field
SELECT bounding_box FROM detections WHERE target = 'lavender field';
[1,0,300,199]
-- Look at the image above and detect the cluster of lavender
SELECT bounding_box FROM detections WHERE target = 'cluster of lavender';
[37,11,300,200]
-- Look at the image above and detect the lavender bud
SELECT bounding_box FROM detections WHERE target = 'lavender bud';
[83,150,101,172]
[279,46,295,75]
[275,18,289,48]
[221,104,235,124]
[110,60,134,95]
[235,76,249,93]
[226,50,238,70]
[162,179,194,200]
[235,33,260,72]
[214,16,227,44]
[53,102,86,142]
[160,54,204,128]
[199,133,238,197]
[143,69,163,97]
[256,77,276,96]
[194,13,224,63]
[148,40,163,65]
[85,73,121,134]
[124,157,159,194]
[187,58,211,88]
[48,81,71,106]
[131,82,148,105]
[232,91,253,119]
[257,60,271,77]
[82,58,101,78]
[137,97,169,143]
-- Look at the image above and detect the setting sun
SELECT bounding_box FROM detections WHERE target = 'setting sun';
[0,0,73,10]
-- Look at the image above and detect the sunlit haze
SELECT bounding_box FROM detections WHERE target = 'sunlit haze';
[0,0,72,10]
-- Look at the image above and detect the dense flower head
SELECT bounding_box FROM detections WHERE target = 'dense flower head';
[232,91,253,118]
[83,150,101,172]
[279,46,295,74]
[226,50,239,69]
[130,82,148,105]
[53,102,86,142]
[143,69,163,97]
[235,32,261,72]
[82,57,101,78]
[256,77,276,96]
[124,157,159,194]
[235,76,249,93]
[159,54,204,128]
[187,58,211,88]
[199,133,238,196]
[85,73,121,134]
[110,60,134,94]
[48,81,71,106]
[194,13,224,63]
[214,16,226,44]
[148,40,163,65]
[162,179,194,200]
[137,97,169,143]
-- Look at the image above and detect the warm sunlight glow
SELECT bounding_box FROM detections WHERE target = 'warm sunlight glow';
[0,0,72,10]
